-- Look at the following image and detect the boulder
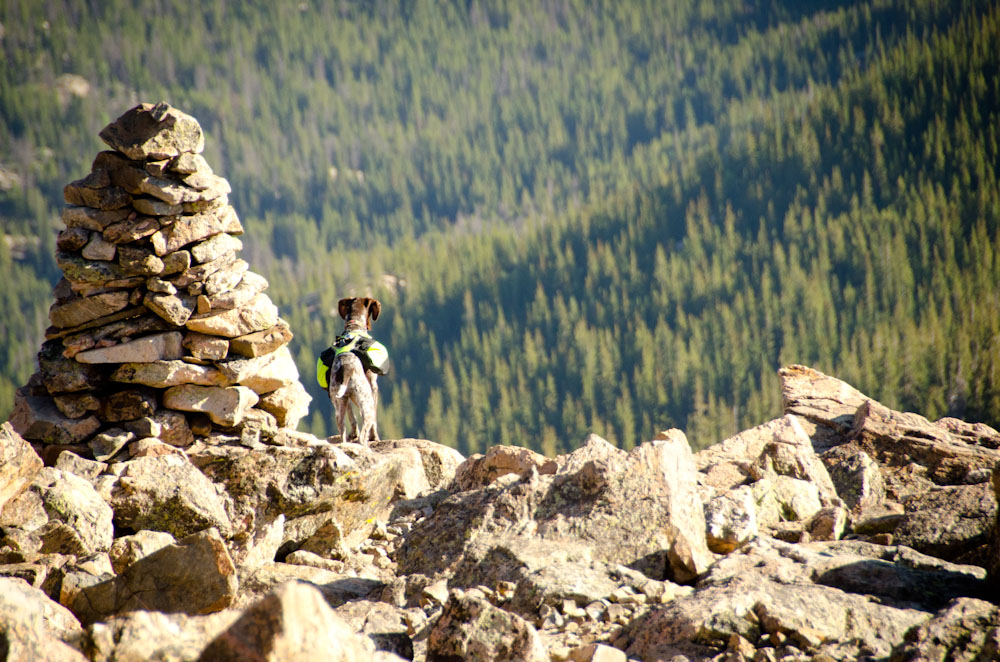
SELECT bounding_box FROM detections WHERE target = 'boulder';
[779,364,872,449]
[822,444,886,511]
[399,433,712,584]
[427,592,547,662]
[109,453,233,538]
[371,438,466,490]
[891,482,996,565]
[704,485,758,553]
[0,422,43,512]
[889,598,1000,662]
[197,580,386,662]
[64,527,237,625]
[107,529,176,574]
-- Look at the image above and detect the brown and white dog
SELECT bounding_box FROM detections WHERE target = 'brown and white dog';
[329,297,381,444]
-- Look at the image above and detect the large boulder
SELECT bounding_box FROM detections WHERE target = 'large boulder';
[197,580,392,662]
[427,592,548,662]
[399,432,712,583]
[63,527,237,625]
[87,609,241,662]
[109,453,233,539]
[889,598,1000,662]
[0,577,86,662]
[30,467,114,555]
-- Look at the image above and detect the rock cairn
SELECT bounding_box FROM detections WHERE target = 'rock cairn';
[11,102,311,459]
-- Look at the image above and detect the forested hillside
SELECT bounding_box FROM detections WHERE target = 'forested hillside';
[2,0,998,454]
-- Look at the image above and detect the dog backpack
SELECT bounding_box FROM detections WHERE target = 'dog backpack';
[316,332,390,389]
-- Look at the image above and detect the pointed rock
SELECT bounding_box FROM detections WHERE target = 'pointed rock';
[99,102,205,160]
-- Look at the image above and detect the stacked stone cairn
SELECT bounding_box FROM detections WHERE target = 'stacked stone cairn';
[11,102,311,461]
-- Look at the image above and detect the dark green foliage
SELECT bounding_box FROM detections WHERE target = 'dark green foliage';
[2,0,998,453]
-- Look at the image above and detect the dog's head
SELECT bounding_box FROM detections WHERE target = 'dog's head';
[338,297,381,330]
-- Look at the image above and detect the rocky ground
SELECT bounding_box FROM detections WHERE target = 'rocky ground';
[1,364,998,662]
[1,105,998,660]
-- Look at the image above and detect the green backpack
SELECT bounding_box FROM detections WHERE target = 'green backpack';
[316,332,390,389]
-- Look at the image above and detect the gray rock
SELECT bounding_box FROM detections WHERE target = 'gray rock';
[205,270,268,311]
[131,195,183,216]
[109,453,233,538]
[61,205,130,231]
[704,485,758,553]
[99,102,205,160]
[191,232,242,264]
[150,206,241,256]
[80,233,116,261]
[102,214,161,244]
[889,598,1000,662]
[822,444,886,511]
[10,392,101,445]
[53,451,106,482]
[88,428,134,461]
[892,482,996,564]
[144,290,198,325]
[428,592,547,662]
[779,364,872,452]
[111,359,228,388]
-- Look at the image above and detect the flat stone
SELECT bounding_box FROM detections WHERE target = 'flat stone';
[150,206,241,256]
[75,331,183,364]
[186,293,279,338]
[171,251,237,288]
[56,251,126,286]
[88,428,134,461]
[163,384,259,427]
[111,360,229,388]
[132,196,182,216]
[183,331,230,360]
[60,314,171,359]
[257,382,312,430]
[99,102,205,160]
[144,291,197,325]
[52,392,101,419]
[117,245,164,276]
[38,340,106,392]
[9,392,101,445]
[63,181,131,210]
[53,451,107,481]
[61,205,130,231]
[80,234,116,261]
[217,345,298,394]
[56,227,91,252]
[48,290,130,329]
[102,214,160,243]
[204,259,248,296]
[205,271,268,311]
[228,320,292,359]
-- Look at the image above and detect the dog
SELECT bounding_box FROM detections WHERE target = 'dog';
[329,297,382,444]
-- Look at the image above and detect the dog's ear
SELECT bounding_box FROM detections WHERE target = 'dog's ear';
[337,298,353,320]
[367,298,381,324]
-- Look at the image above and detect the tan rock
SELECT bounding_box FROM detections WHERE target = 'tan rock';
[454,444,557,490]
[144,290,197,325]
[102,214,161,243]
[428,592,547,662]
[75,331,183,364]
[204,259,249,296]
[31,467,114,554]
[163,384,259,427]
[111,360,229,388]
[0,576,87,662]
[80,233,116,261]
[87,609,241,662]
[257,381,312,430]
[229,320,292,358]
[108,529,176,574]
[61,204,130,231]
[131,196,183,216]
[170,152,212,175]
[186,293,279,338]
[117,245,164,276]
[197,581,379,662]
[191,232,242,264]
[48,290,130,329]
[150,206,241,256]
[183,331,230,360]
[0,422,43,513]
[56,227,91,252]
[63,181,131,210]
[206,271,268,311]
[217,345,298,394]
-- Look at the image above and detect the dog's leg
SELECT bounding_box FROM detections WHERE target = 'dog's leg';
[329,381,348,443]
[366,371,380,442]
